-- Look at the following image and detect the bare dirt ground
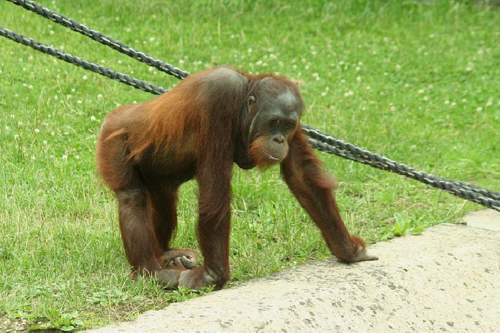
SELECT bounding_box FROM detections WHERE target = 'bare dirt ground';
[90,209,500,332]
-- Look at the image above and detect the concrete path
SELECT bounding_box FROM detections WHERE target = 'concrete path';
[91,210,500,332]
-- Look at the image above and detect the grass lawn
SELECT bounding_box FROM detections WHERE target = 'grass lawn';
[0,0,498,330]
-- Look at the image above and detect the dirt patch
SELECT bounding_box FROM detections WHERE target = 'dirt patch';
[0,316,29,332]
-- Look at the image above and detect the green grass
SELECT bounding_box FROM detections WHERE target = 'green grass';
[0,0,498,330]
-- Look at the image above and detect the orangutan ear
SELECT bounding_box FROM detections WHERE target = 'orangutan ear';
[248,95,256,108]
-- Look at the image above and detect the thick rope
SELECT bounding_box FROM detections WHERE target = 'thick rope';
[6,0,190,80]
[0,26,167,95]
[1,2,498,211]
[303,126,500,211]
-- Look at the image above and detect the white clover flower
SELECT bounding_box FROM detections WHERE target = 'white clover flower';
[35,129,40,134]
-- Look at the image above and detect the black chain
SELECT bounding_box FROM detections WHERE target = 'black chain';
[6,0,190,80]
[1,0,499,211]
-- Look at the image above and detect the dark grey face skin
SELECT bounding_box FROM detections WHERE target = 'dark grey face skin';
[234,78,302,169]
[250,91,299,147]
[250,83,301,159]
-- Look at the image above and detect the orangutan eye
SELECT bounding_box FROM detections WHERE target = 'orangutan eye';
[270,119,279,126]
[284,122,293,128]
